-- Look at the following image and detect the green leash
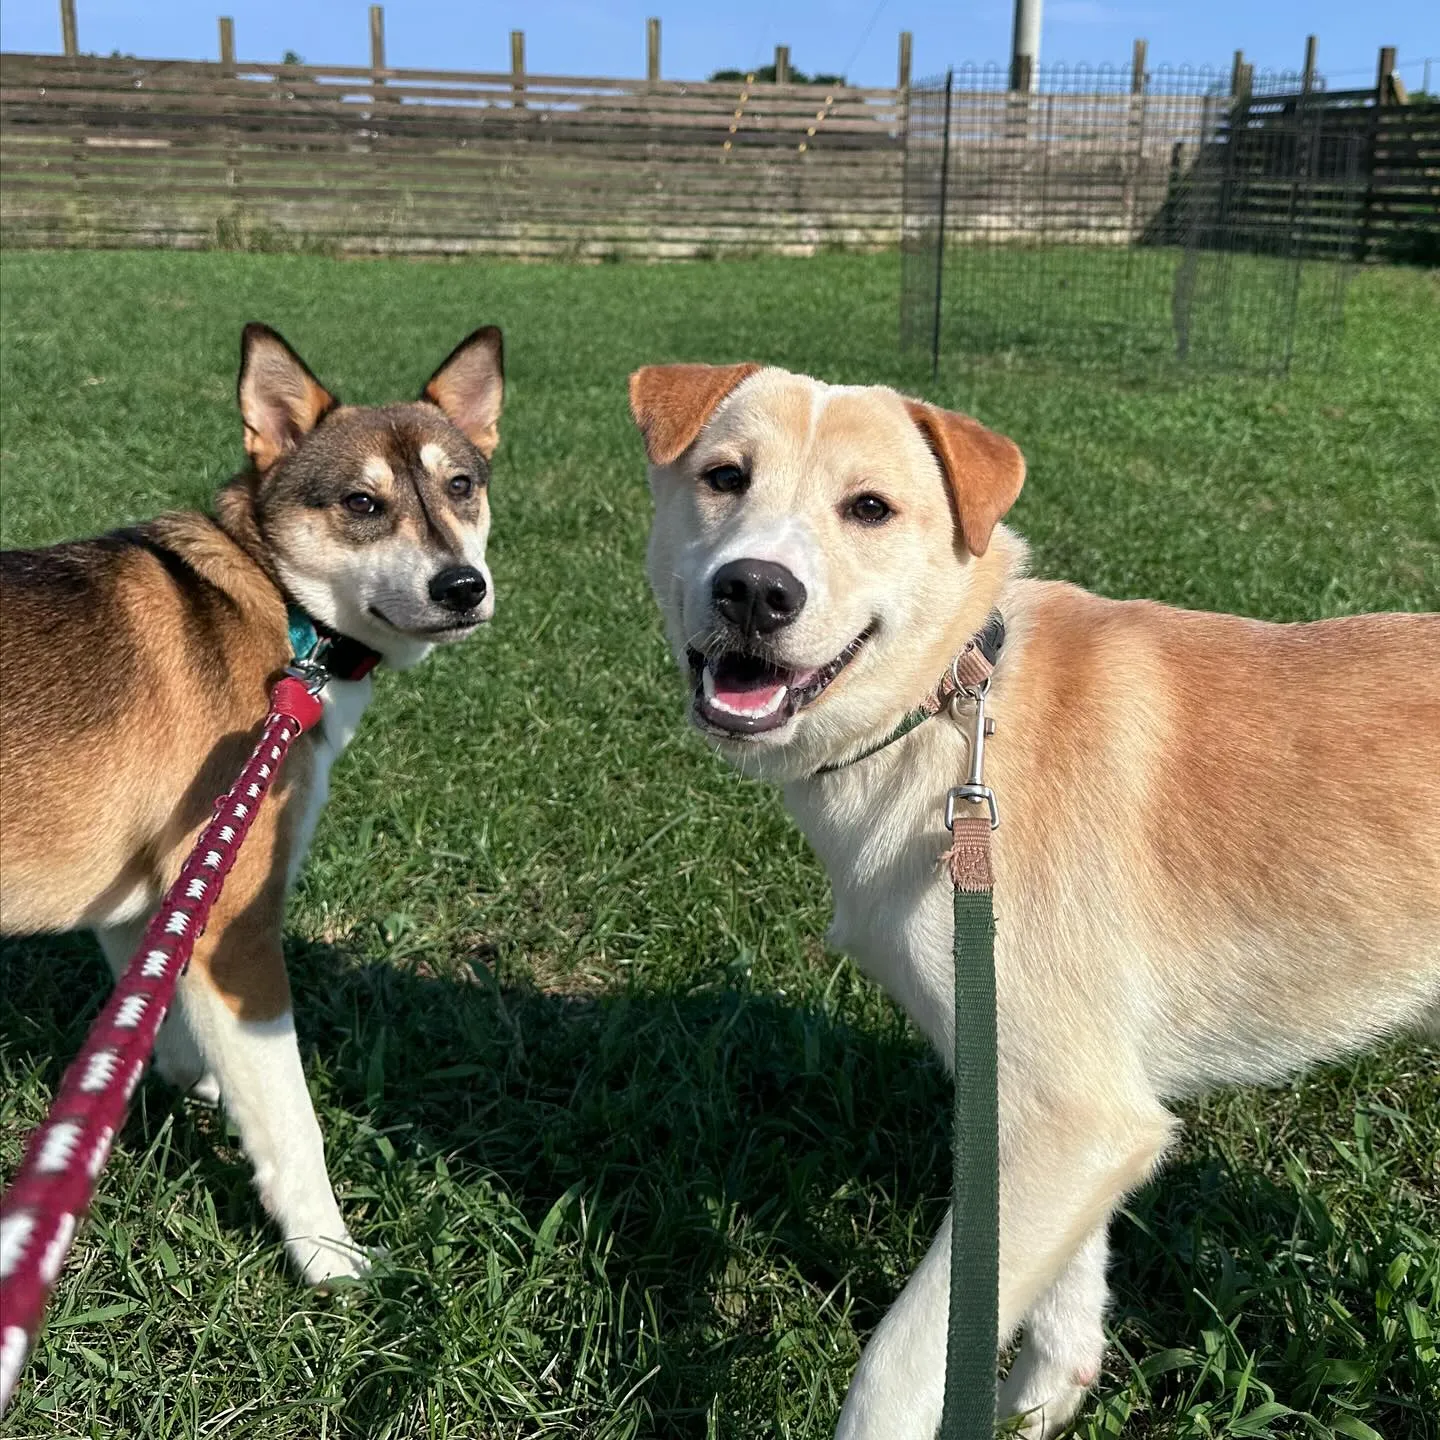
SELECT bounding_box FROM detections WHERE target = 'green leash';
[938,656,1001,1440]
[818,618,1005,1439]
[942,867,999,1436]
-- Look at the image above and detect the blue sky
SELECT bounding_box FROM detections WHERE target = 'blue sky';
[3,1,1435,91]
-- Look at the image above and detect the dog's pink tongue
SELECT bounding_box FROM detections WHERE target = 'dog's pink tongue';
[712,676,787,714]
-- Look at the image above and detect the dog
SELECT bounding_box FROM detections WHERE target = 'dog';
[0,322,504,1283]
[630,362,1440,1437]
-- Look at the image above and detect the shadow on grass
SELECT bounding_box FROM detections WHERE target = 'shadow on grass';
[1,928,949,1431]
[3,933,1433,1436]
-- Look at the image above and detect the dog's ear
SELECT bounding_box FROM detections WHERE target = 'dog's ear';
[905,401,1025,558]
[628,363,761,467]
[238,324,336,473]
[422,326,505,458]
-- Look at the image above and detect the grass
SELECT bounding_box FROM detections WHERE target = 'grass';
[925,245,1353,374]
[0,249,1437,1440]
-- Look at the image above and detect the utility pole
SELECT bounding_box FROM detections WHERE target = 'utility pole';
[1010,0,1041,91]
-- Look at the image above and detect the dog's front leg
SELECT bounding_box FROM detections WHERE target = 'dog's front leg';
[836,1102,1173,1440]
[836,1209,955,1440]
[181,961,368,1284]
[166,805,367,1285]
[996,1223,1109,1439]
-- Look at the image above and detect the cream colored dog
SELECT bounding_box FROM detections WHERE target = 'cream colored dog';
[629,362,1440,1439]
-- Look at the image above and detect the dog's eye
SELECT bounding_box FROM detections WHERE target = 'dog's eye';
[342,492,382,516]
[448,474,474,499]
[703,464,748,495]
[847,494,893,525]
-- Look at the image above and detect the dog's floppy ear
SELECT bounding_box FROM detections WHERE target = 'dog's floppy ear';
[905,400,1025,558]
[238,323,336,474]
[628,362,761,466]
[422,326,505,458]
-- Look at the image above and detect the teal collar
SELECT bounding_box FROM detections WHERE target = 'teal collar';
[287,605,320,662]
[285,603,382,682]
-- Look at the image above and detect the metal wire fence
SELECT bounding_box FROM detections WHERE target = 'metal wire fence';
[901,62,1364,375]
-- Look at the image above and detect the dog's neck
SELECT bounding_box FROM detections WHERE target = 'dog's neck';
[212,471,287,595]
[912,526,1026,699]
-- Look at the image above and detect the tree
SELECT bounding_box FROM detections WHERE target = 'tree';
[709,64,846,86]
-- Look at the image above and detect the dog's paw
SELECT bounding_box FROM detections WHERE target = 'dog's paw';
[291,1233,373,1288]
[153,1057,221,1106]
[184,1072,222,1106]
[997,1354,1096,1439]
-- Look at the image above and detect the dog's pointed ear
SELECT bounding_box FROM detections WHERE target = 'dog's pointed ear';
[422,326,504,458]
[905,400,1025,558]
[628,362,761,467]
[238,323,336,474]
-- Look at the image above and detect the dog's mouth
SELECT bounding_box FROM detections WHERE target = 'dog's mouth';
[687,625,874,737]
[369,605,485,639]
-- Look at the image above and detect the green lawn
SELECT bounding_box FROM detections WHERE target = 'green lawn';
[921,245,1353,373]
[0,250,1436,1440]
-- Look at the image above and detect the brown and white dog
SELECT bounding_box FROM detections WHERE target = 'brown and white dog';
[0,323,504,1283]
[630,362,1440,1438]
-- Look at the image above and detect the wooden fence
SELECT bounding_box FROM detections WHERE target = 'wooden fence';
[925,83,1225,246]
[0,52,905,257]
[0,52,1235,258]
[2,36,1432,263]
[1236,85,1440,264]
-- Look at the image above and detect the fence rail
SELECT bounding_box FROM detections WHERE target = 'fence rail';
[2,45,1434,263]
[0,51,904,257]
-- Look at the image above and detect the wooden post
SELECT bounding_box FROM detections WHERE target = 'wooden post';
[1237,62,1254,102]
[775,45,790,85]
[898,30,912,91]
[646,17,660,82]
[1127,40,1149,237]
[511,30,526,110]
[1287,35,1320,314]
[219,16,239,188]
[62,0,82,190]
[1230,49,1246,98]
[1356,46,1399,263]
[1376,45,1397,103]
[369,4,385,86]
[930,68,954,381]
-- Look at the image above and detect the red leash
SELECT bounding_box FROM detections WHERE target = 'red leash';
[0,674,325,1413]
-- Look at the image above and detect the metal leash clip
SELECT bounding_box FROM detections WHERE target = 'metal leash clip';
[284,645,333,697]
[945,678,999,831]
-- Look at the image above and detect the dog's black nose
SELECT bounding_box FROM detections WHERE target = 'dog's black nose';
[429,565,487,612]
[711,559,806,636]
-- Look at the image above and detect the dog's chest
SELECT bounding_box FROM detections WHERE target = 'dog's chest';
[787,766,958,1057]
[287,677,372,887]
